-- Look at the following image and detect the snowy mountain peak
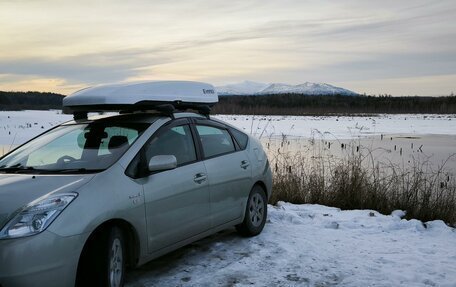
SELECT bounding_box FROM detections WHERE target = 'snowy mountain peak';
[216,81,357,96]
[215,81,269,96]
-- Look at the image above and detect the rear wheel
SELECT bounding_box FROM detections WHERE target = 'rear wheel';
[236,185,267,236]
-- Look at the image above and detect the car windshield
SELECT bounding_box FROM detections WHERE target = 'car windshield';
[0,122,150,174]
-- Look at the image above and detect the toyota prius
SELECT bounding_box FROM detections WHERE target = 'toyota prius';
[0,81,272,287]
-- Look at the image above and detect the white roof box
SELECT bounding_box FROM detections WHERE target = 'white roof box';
[63,81,218,114]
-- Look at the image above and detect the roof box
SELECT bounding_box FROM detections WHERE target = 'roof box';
[63,81,218,114]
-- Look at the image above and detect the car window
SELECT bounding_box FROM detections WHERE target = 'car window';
[196,125,235,158]
[145,125,196,166]
[230,128,249,150]
[0,123,149,172]
[98,127,140,156]
[27,127,84,166]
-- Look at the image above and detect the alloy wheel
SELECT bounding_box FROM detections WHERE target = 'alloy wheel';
[109,238,123,287]
[249,193,264,227]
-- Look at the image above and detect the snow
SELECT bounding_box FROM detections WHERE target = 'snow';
[0,110,72,153]
[126,203,456,287]
[215,81,269,96]
[214,114,456,139]
[259,82,357,96]
[391,210,406,219]
[216,81,357,96]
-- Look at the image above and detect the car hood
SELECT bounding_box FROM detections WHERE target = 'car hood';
[0,174,95,229]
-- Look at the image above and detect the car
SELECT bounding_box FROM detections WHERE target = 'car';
[0,81,272,287]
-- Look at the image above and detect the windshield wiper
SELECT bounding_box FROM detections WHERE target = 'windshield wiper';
[0,163,22,169]
[0,164,103,174]
[49,168,104,174]
[0,165,36,173]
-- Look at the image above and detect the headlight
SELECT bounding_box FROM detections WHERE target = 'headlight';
[0,192,77,239]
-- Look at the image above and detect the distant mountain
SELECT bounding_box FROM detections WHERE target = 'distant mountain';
[259,82,358,96]
[216,81,358,96]
[215,81,270,96]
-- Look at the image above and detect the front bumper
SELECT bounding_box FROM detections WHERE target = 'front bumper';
[0,231,85,287]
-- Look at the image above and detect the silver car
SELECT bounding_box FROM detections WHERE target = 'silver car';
[0,110,272,287]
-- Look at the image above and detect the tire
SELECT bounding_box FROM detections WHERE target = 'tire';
[236,185,267,237]
[76,226,126,287]
[106,227,126,287]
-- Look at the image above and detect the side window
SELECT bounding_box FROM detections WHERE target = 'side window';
[145,125,196,166]
[230,128,249,150]
[196,125,235,158]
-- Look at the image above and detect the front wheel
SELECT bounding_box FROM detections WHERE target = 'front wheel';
[107,228,125,287]
[236,185,267,236]
[76,226,126,287]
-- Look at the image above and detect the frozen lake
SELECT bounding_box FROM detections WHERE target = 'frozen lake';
[262,134,456,174]
[215,114,456,139]
[1,111,455,173]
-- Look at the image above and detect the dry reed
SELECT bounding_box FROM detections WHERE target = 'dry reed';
[268,137,456,226]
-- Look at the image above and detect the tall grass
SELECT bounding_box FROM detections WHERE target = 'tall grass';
[268,138,456,226]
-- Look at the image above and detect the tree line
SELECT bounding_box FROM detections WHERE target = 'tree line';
[212,94,456,115]
[1,91,456,115]
[0,91,64,110]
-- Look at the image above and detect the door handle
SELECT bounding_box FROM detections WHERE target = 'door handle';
[194,173,207,184]
[240,160,250,169]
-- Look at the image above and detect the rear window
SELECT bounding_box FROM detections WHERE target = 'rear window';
[230,128,249,150]
[196,125,235,158]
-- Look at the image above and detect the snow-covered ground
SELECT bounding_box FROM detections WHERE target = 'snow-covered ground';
[0,110,71,149]
[215,114,456,139]
[126,203,456,287]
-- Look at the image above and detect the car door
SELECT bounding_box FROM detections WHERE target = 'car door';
[193,120,253,228]
[140,120,211,252]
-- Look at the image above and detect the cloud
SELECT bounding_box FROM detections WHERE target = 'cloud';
[0,47,176,85]
[308,51,456,82]
[336,74,456,96]
[0,57,136,84]
[0,0,455,95]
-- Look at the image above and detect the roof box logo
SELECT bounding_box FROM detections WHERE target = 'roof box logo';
[203,89,215,94]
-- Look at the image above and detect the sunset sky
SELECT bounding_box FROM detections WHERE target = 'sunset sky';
[0,0,455,96]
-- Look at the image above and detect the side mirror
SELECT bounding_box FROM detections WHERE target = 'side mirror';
[148,155,177,172]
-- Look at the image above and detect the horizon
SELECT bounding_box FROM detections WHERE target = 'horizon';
[1,79,455,97]
[1,1,455,96]
[2,81,455,97]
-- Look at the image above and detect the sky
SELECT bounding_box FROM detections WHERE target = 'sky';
[0,0,455,96]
